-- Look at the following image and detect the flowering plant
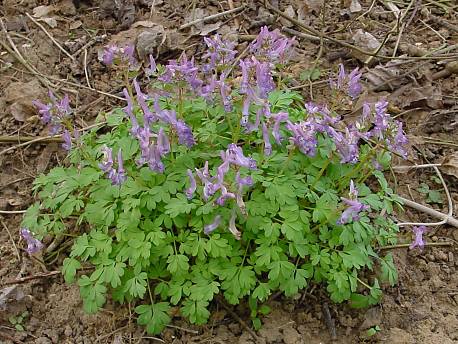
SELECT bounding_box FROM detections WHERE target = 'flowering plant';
[23,27,405,334]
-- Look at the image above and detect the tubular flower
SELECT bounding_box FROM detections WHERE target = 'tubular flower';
[337,180,369,225]
[185,169,197,200]
[204,215,222,235]
[332,64,363,99]
[409,226,427,250]
[226,144,257,170]
[20,228,44,254]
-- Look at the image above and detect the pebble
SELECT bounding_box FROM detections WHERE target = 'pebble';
[432,236,438,242]
[35,337,52,344]
[448,252,454,263]
[433,250,448,262]
[426,254,435,262]
[64,325,73,337]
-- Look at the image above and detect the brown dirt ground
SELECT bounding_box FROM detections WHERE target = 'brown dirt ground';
[0,1,457,343]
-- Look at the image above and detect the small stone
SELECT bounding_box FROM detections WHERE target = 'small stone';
[432,236,438,242]
[282,326,303,344]
[448,252,454,263]
[426,254,435,262]
[35,338,52,344]
[228,322,241,335]
[434,250,448,262]
[64,325,73,337]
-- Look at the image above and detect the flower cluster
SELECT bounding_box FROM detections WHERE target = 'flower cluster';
[185,144,255,239]
[20,228,43,254]
[101,44,139,69]
[32,91,78,151]
[99,146,127,185]
[332,64,363,99]
[337,180,370,225]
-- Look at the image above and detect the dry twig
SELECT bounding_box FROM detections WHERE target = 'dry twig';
[25,13,75,61]
[397,166,456,228]
[0,271,61,287]
[0,218,21,262]
[179,5,246,30]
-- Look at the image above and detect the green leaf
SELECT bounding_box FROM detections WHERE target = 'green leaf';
[135,302,171,335]
[165,194,197,218]
[189,280,219,302]
[379,253,398,286]
[124,272,147,298]
[167,254,189,275]
[181,299,210,325]
[252,283,271,302]
[62,258,81,283]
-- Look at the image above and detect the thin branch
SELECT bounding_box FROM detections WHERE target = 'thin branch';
[179,5,245,30]
[397,166,455,227]
[0,271,61,287]
[379,241,454,250]
[0,218,21,262]
[25,13,75,61]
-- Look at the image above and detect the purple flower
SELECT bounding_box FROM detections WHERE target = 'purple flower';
[250,26,295,62]
[286,121,318,157]
[113,150,127,185]
[349,180,358,198]
[215,185,236,206]
[32,100,52,124]
[239,58,252,94]
[203,34,237,71]
[229,211,241,240]
[332,64,363,99]
[410,226,427,250]
[373,100,390,136]
[332,127,360,164]
[219,73,233,112]
[348,68,363,98]
[337,181,369,225]
[102,45,118,65]
[122,44,138,67]
[226,144,257,169]
[337,198,369,224]
[62,129,72,151]
[145,54,157,77]
[255,60,275,99]
[133,79,157,125]
[388,121,408,159]
[99,147,127,184]
[157,127,170,155]
[262,122,272,156]
[271,112,289,144]
[175,120,195,147]
[21,228,44,254]
[204,215,222,235]
[159,53,202,91]
[235,171,253,189]
[185,169,197,199]
[216,155,230,185]
[99,146,114,173]
[123,88,140,135]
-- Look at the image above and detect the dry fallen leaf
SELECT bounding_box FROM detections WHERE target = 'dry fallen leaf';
[441,152,458,179]
[69,20,83,30]
[280,5,296,28]
[39,17,58,28]
[351,29,386,62]
[199,22,222,36]
[364,59,405,90]
[33,5,56,18]
[5,79,45,122]
[350,0,362,13]
[303,0,324,14]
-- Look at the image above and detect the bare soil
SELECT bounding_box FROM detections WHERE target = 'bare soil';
[1,1,457,343]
